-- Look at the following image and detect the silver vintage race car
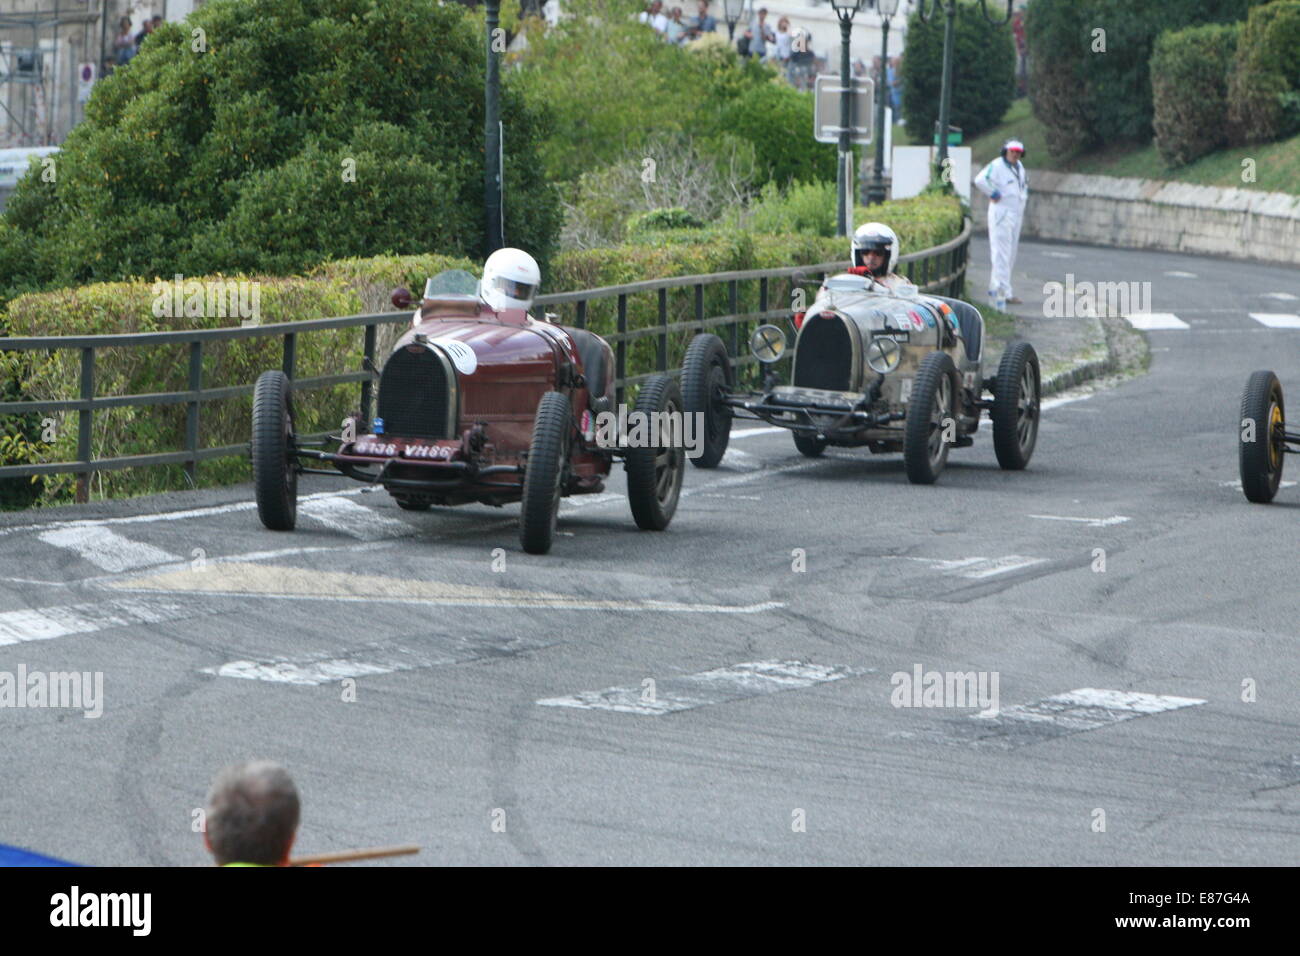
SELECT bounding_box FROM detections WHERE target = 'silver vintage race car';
[680,273,1041,483]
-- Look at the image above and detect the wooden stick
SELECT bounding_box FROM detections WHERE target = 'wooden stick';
[288,844,420,866]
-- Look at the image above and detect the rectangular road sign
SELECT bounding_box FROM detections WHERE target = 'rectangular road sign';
[814,74,873,145]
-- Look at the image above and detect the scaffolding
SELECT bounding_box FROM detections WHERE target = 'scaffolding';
[0,0,107,146]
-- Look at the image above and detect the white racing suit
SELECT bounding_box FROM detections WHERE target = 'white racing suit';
[974,157,1029,300]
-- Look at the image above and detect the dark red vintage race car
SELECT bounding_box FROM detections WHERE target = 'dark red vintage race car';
[249,269,685,553]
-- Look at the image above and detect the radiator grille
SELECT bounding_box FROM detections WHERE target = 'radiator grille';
[793,314,853,392]
[377,347,451,439]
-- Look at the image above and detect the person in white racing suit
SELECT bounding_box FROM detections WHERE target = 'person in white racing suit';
[974,139,1029,309]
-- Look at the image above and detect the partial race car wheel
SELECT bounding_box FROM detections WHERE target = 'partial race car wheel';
[251,370,298,530]
[681,333,733,469]
[793,433,827,457]
[991,341,1041,470]
[520,392,573,555]
[625,375,685,531]
[903,351,958,485]
[1239,370,1285,504]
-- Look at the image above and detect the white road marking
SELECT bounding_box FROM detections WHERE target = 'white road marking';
[1163,271,1197,278]
[681,460,820,498]
[1124,313,1188,330]
[1249,312,1300,329]
[971,688,1204,732]
[699,493,762,500]
[0,599,189,646]
[537,660,865,715]
[1220,479,1297,491]
[205,635,556,685]
[1028,514,1130,528]
[561,492,623,510]
[730,427,788,438]
[898,555,1046,579]
[298,496,414,540]
[1261,292,1298,301]
[1040,389,1096,411]
[36,527,179,572]
[1040,251,1074,259]
[720,447,761,470]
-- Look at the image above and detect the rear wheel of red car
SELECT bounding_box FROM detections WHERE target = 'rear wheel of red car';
[1239,370,1285,504]
[681,333,733,469]
[251,370,298,530]
[626,375,685,531]
[903,352,958,485]
[520,391,572,554]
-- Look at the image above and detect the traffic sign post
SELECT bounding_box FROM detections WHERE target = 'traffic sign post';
[813,75,873,145]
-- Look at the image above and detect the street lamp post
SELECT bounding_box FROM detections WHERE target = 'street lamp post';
[864,0,900,206]
[722,0,748,42]
[830,0,863,237]
[484,0,504,255]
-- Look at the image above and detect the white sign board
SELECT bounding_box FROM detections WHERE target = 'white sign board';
[890,145,971,202]
[814,75,873,145]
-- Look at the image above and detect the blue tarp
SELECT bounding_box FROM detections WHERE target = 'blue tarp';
[0,843,81,867]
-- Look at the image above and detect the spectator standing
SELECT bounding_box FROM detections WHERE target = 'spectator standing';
[974,139,1030,309]
[749,7,775,60]
[774,17,793,67]
[203,761,301,868]
[665,7,689,44]
[134,16,153,53]
[889,56,902,115]
[688,1,716,39]
[639,1,669,34]
[113,17,135,66]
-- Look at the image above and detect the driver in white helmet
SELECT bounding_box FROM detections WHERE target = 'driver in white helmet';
[480,247,541,315]
[846,221,907,290]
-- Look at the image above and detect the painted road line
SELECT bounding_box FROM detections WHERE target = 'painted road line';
[720,447,761,471]
[36,526,179,572]
[106,561,782,614]
[298,495,415,540]
[1164,271,1197,278]
[681,460,820,499]
[898,555,1046,579]
[1040,251,1074,259]
[1220,479,1297,491]
[1124,313,1189,331]
[730,427,788,438]
[537,660,866,715]
[1040,389,1097,411]
[205,635,557,685]
[1028,514,1130,528]
[1248,312,1300,329]
[0,599,189,646]
[950,688,1206,750]
[1260,292,1298,301]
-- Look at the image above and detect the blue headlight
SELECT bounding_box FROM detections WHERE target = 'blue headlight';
[373,417,385,435]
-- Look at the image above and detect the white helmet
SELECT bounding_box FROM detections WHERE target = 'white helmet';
[480,247,541,313]
[852,222,900,277]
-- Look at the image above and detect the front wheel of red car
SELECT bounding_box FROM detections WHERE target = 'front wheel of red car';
[251,370,298,530]
[520,391,573,555]
[626,375,685,531]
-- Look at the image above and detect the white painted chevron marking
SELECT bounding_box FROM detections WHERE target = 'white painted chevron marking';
[37,527,178,572]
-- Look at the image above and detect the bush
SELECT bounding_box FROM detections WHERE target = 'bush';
[0,0,560,291]
[1227,1,1300,143]
[740,180,838,237]
[1151,23,1241,167]
[902,2,1016,144]
[626,208,707,235]
[1028,0,1258,155]
[718,81,838,188]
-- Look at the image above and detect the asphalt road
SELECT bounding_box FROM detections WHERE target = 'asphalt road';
[2,238,1297,866]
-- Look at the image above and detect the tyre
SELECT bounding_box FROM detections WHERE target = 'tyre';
[903,351,958,485]
[991,341,1041,470]
[1239,370,1285,504]
[793,433,827,457]
[251,370,298,530]
[625,375,685,530]
[681,333,733,469]
[519,391,572,554]
[393,496,431,511]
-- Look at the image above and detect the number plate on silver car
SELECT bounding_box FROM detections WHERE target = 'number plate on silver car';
[771,386,865,408]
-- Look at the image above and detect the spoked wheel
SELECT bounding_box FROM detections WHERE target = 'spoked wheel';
[520,392,573,554]
[251,370,298,530]
[904,351,958,485]
[681,333,733,468]
[1239,370,1285,504]
[793,433,827,457]
[626,375,686,530]
[992,341,1041,470]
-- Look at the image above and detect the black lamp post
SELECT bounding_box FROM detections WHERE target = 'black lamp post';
[722,0,749,42]
[829,0,864,237]
[484,0,504,255]
[864,0,900,206]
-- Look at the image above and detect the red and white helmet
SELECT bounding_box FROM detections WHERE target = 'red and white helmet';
[480,247,540,313]
[852,222,900,277]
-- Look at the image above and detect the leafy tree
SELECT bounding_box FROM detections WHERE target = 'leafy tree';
[1,0,561,289]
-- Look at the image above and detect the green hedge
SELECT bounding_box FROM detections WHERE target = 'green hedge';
[1227,1,1300,144]
[1151,23,1241,167]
